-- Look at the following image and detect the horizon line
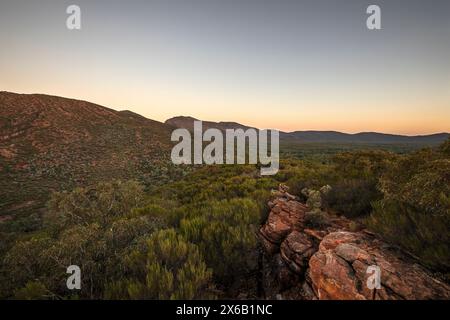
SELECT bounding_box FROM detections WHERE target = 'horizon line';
[2,90,449,137]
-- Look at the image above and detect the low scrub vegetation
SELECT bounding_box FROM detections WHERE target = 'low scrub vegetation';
[0,140,448,298]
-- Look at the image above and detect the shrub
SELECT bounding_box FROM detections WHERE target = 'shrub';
[45,180,144,229]
[366,141,450,272]
[367,200,449,272]
[324,179,382,218]
[1,237,55,298]
[105,229,213,299]
[2,207,162,299]
[14,281,51,300]
[304,210,329,228]
[331,150,397,180]
[179,198,260,284]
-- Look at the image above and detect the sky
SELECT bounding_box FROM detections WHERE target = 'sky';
[0,0,449,134]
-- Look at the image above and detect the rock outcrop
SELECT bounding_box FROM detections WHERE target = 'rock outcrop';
[259,185,450,300]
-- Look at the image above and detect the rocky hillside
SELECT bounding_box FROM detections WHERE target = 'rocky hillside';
[0,92,174,217]
[259,185,450,299]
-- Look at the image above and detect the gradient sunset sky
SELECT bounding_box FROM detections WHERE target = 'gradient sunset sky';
[1,0,449,134]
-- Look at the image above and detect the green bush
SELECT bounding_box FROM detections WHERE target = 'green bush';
[1,181,162,299]
[324,179,382,218]
[367,200,449,272]
[179,198,260,284]
[366,141,450,272]
[105,229,213,299]
[305,210,329,228]
[45,180,144,229]
[14,281,51,300]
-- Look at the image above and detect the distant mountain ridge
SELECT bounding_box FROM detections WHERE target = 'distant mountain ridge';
[1,91,448,217]
[282,131,450,144]
[166,116,449,144]
[165,116,252,132]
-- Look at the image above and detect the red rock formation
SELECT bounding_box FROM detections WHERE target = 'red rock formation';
[259,185,450,300]
[259,192,308,254]
[311,231,450,300]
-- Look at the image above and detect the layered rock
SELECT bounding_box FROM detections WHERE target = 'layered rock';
[259,185,450,300]
[259,191,308,254]
[311,231,450,300]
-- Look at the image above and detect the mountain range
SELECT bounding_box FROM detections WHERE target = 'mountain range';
[166,116,449,144]
[1,91,448,217]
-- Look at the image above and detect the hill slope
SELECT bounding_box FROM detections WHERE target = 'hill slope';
[0,92,173,217]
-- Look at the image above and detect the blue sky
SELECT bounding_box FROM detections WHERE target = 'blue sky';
[1,0,449,134]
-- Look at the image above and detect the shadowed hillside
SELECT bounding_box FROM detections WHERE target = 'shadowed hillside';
[0,92,174,217]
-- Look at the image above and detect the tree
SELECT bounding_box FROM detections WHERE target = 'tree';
[45,180,144,229]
